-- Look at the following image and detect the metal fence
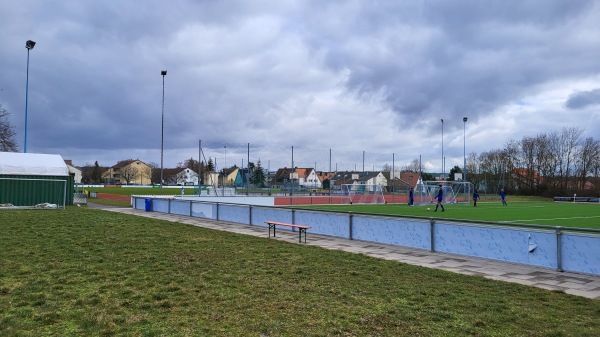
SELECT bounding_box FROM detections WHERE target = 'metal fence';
[73,193,88,205]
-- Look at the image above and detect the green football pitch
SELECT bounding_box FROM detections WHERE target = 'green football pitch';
[296,201,600,230]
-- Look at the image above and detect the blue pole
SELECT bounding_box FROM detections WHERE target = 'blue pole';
[463,117,468,182]
[441,119,444,175]
[24,48,30,153]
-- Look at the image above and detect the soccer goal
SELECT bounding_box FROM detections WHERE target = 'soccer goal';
[340,184,386,204]
[413,181,473,206]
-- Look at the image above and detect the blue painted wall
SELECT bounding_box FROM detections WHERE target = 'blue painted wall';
[133,197,600,275]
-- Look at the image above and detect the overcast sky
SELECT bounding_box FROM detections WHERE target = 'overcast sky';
[1,0,600,173]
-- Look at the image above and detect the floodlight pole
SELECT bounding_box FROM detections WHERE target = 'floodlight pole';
[160,70,167,187]
[463,117,468,182]
[441,119,444,176]
[24,40,36,153]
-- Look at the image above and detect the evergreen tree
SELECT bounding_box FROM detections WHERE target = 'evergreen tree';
[251,160,266,187]
[206,158,215,172]
[421,172,434,181]
[91,161,102,183]
[448,165,463,181]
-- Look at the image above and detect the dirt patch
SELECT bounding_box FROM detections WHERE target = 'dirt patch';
[97,193,131,202]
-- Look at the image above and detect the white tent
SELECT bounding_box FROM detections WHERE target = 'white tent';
[0,152,69,176]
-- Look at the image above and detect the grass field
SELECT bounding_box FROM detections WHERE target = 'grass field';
[295,201,600,230]
[1,207,599,336]
[87,186,600,229]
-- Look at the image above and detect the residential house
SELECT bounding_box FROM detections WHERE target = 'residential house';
[400,171,421,189]
[64,159,82,184]
[330,171,388,191]
[383,171,421,192]
[221,166,239,186]
[102,159,151,185]
[271,167,323,190]
[204,171,219,188]
[234,168,251,188]
[175,168,199,185]
[316,171,335,189]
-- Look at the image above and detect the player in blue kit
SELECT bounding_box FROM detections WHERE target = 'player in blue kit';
[500,189,507,206]
[434,184,445,212]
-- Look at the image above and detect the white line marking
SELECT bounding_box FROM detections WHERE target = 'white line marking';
[503,215,600,223]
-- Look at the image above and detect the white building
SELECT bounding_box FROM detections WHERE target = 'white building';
[176,168,199,185]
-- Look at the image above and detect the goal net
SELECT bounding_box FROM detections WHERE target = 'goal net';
[414,181,473,206]
[340,184,386,204]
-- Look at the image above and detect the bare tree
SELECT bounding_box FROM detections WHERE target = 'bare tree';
[0,105,18,152]
[177,157,200,172]
[576,137,600,191]
[520,136,538,193]
[478,149,507,193]
[557,126,583,191]
[535,131,560,193]
[146,162,160,184]
[466,152,481,188]
[403,159,420,172]
[120,166,139,185]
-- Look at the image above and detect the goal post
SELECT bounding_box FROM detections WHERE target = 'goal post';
[340,184,386,204]
[414,181,473,206]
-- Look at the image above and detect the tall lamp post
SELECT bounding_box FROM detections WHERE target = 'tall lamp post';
[441,118,444,176]
[160,70,167,187]
[24,40,36,153]
[463,117,468,182]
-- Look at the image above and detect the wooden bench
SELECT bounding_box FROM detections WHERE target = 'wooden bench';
[265,221,312,243]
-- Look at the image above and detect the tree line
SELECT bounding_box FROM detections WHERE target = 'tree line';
[466,127,599,196]
[2,105,598,195]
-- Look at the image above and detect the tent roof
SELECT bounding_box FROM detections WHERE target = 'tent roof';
[0,152,69,176]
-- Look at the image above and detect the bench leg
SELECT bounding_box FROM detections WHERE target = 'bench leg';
[299,229,308,243]
[269,224,276,238]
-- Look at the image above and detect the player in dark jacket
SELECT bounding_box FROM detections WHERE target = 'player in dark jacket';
[473,189,479,207]
[434,184,445,212]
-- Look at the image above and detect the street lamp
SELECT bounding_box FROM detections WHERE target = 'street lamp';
[441,118,444,176]
[160,70,167,187]
[24,40,36,153]
[463,117,468,182]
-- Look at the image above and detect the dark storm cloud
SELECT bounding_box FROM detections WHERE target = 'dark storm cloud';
[565,89,600,109]
[1,0,600,169]
[313,0,598,127]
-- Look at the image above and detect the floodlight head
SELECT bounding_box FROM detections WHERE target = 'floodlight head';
[441,118,443,123]
[26,40,36,50]
[463,117,468,122]
[161,70,167,76]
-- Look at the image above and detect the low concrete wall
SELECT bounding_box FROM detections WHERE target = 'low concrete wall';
[133,196,600,276]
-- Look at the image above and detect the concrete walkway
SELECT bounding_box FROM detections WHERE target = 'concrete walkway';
[91,204,600,300]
